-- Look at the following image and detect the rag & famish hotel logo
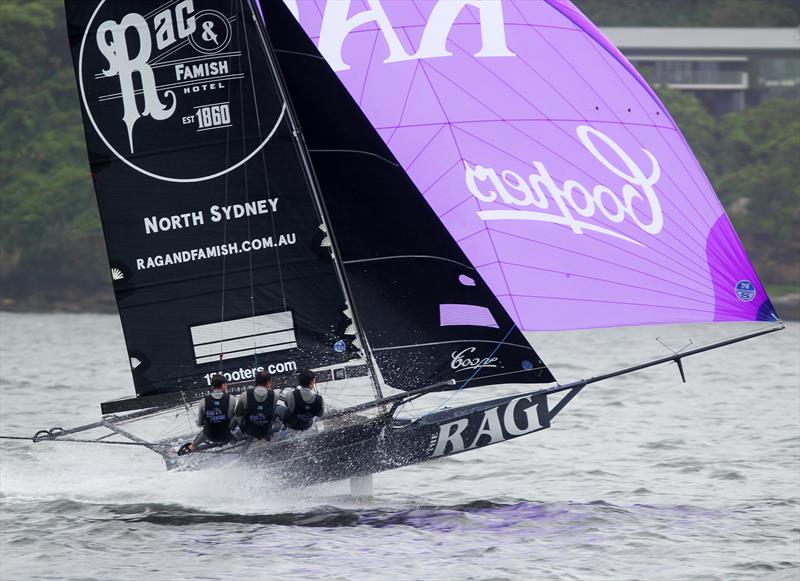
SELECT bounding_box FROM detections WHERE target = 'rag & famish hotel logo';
[78,0,284,183]
[464,126,665,247]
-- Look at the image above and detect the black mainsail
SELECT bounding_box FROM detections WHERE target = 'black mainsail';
[65,0,371,408]
[65,0,555,410]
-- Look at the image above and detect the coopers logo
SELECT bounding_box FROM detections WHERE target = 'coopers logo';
[78,0,285,183]
[464,126,664,246]
[450,347,499,373]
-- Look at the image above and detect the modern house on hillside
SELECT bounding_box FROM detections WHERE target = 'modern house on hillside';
[602,27,800,115]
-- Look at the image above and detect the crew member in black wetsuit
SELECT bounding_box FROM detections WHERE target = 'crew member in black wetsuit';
[179,374,236,454]
[234,371,277,440]
[277,369,324,431]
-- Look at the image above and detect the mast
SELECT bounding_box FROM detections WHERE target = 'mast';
[245,0,383,399]
[249,0,555,395]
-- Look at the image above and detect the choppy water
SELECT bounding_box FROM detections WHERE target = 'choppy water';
[1,313,798,580]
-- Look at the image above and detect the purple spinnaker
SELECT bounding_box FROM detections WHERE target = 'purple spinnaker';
[280,0,777,331]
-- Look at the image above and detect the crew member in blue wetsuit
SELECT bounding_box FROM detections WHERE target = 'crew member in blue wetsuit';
[277,369,324,431]
[179,374,236,454]
[234,371,277,440]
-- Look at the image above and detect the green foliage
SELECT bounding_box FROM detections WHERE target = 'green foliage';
[653,88,799,282]
[576,0,799,27]
[0,0,105,295]
[715,100,800,281]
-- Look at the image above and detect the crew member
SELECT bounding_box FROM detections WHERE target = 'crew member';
[179,374,236,454]
[235,371,277,440]
[277,368,324,431]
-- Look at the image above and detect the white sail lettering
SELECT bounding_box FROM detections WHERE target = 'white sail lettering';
[209,199,277,223]
[144,211,203,234]
[464,163,501,203]
[593,185,627,223]
[466,125,664,245]
[431,418,469,457]
[318,1,410,72]
[318,0,513,72]
[576,125,663,235]
[154,10,175,50]
[416,0,514,59]
[96,14,176,153]
[500,169,537,205]
[450,347,498,372]
[154,1,195,49]
[175,0,197,38]
[175,61,229,81]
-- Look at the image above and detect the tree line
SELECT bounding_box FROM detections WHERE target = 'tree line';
[0,0,797,308]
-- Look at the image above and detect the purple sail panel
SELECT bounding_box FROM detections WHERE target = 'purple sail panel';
[287,0,777,330]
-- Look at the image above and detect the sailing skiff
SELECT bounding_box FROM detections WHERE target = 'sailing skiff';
[25,0,783,487]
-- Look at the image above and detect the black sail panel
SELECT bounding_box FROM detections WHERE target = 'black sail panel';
[65,0,361,398]
[258,0,555,391]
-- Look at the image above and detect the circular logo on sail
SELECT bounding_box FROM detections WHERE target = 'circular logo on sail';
[77,0,285,183]
[735,280,756,302]
[333,340,347,353]
[189,10,232,54]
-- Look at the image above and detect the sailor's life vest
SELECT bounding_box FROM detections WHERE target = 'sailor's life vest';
[202,393,231,442]
[283,388,323,431]
[241,389,275,440]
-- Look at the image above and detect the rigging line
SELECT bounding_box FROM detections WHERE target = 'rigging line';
[343,255,474,270]
[151,410,186,441]
[0,435,170,448]
[656,336,693,355]
[251,0,383,400]
[240,0,259,365]
[407,324,520,423]
[180,391,196,434]
[308,149,401,168]
[535,323,785,403]
[249,5,287,313]
[273,48,325,60]
[374,338,533,352]
[530,328,770,355]
[218,0,238,369]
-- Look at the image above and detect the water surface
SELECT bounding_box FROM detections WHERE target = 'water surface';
[1,313,798,580]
